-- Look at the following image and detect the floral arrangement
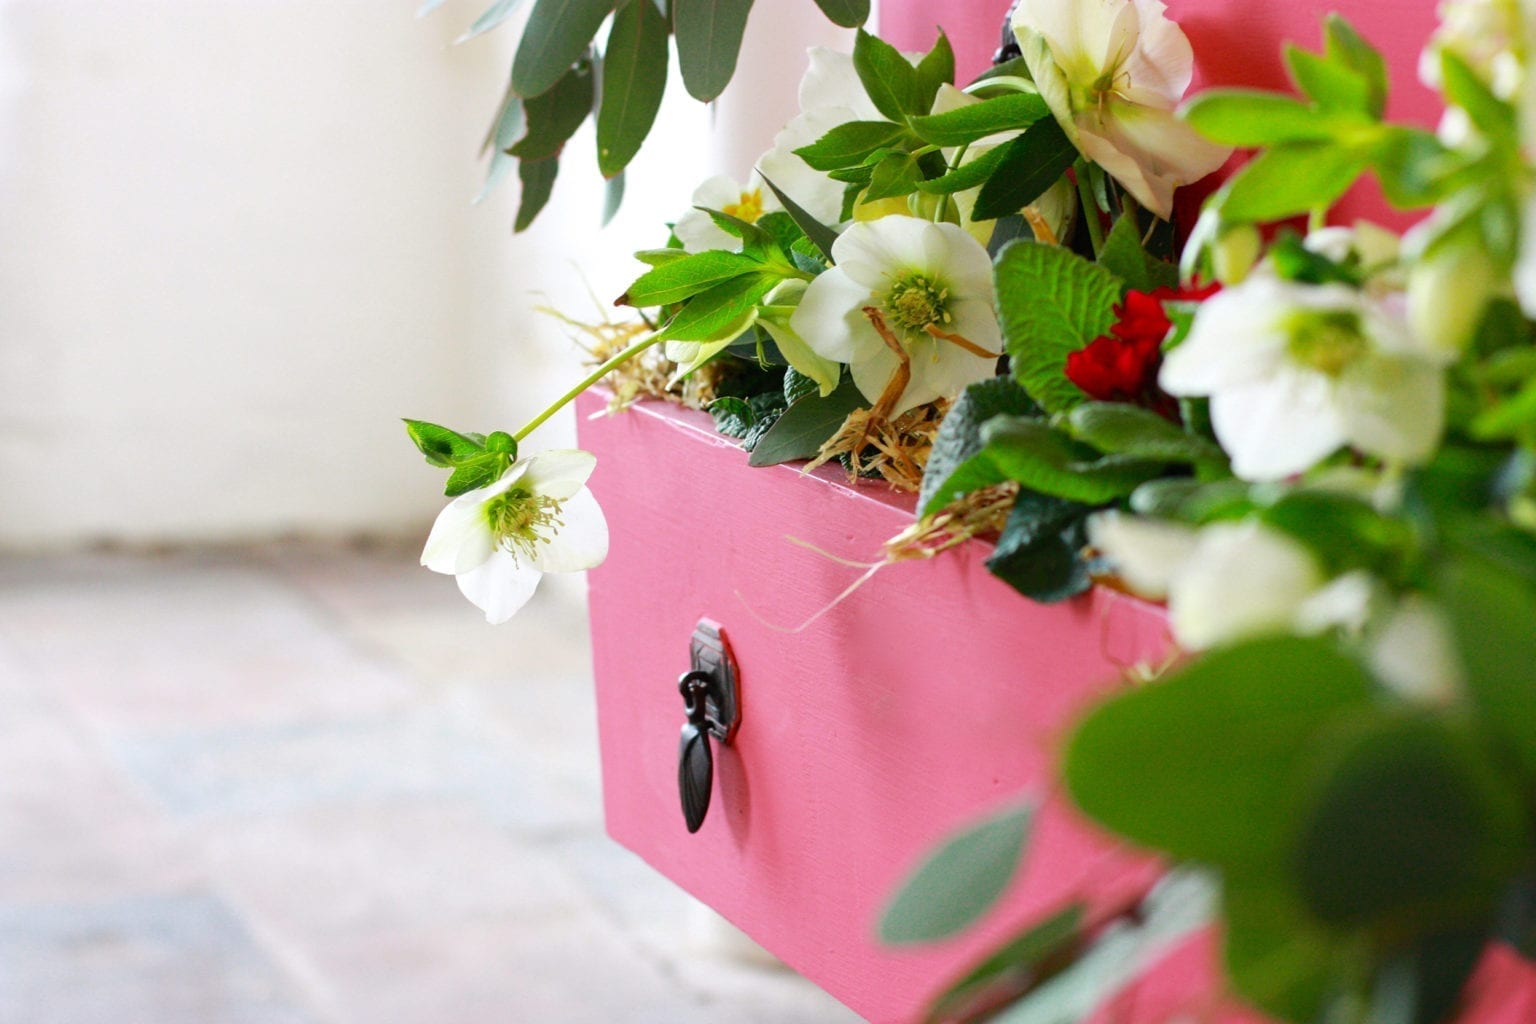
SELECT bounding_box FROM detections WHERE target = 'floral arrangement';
[406,0,1536,1021]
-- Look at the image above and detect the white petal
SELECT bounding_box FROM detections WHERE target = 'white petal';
[455,550,542,624]
[799,47,877,120]
[421,494,496,575]
[1516,194,1536,317]
[1081,102,1230,220]
[833,216,932,289]
[1369,597,1465,706]
[1015,0,1132,83]
[757,107,855,227]
[1210,373,1348,481]
[1087,511,1198,599]
[789,268,882,364]
[759,319,842,396]
[692,174,742,209]
[922,222,997,295]
[847,340,904,410]
[518,449,597,500]
[1169,521,1324,650]
[1293,570,1376,635]
[532,487,610,573]
[893,333,996,416]
[674,207,740,254]
[1336,355,1445,464]
[1159,282,1289,395]
[1120,0,1193,106]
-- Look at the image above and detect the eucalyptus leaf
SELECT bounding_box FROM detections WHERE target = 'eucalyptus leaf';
[457,0,528,43]
[510,59,595,161]
[924,904,1086,1024]
[748,377,865,467]
[513,0,614,98]
[514,156,560,232]
[673,0,755,102]
[596,0,670,178]
[602,171,625,226]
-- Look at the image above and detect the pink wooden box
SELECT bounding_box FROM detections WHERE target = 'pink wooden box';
[578,394,1536,1023]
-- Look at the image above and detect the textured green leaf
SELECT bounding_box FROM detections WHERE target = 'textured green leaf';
[794,120,907,171]
[456,0,528,42]
[908,93,1048,147]
[879,804,1034,945]
[1214,141,1367,222]
[748,377,865,467]
[782,367,820,405]
[673,0,755,102]
[973,116,1076,221]
[1095,214,1176,292]
[853,29,922,122]
[809,0,868,27]
[981,417,1166,504]
[708,396,756,438]
[510,60,595,161]
[512,0,614,99]
[514,157,560,232]
[619,250,763,307]
[1064,636,1375,869]
[1181,89,1341,147]
[994,240,1123,413]
[984,498,1092,604]
[1066,402,1227,471]
[597,0,670,178]
[920,377,1037,514]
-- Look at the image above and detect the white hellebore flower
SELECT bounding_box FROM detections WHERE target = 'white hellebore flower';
[674,173,781,254]
[790,216,1002,417]
[1160,277,1447,481]
[1012,0,1231,220]
[1089,513,1373,651]
[421,451,608,624]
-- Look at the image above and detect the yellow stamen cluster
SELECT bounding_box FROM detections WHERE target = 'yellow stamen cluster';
[486,488,565,562]
[1286,310,1367,376]
[885,274,952,334]
[723,189,765,225]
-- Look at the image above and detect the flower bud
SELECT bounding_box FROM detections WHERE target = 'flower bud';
[1408,242,1495,356]
[1212,223,1262,285]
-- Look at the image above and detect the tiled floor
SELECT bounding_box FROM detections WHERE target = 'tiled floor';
[0,542,862,1024]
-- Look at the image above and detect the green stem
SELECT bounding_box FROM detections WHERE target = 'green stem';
[1308,206,1328,234]
[512,333,665,444]
[1075,159,1105,257]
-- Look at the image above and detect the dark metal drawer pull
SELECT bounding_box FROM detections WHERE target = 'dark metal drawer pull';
[676,620,740,834]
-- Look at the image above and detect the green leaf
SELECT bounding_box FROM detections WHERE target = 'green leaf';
[981,417,1167,504]
[476,88,526,204]
[1371,927,1492,1024]
[863,151,922,202]
[853,29,922,122]
[655,273,776,343]
[444,451,511,496]
[908,92,1049,147]
[1324,14,1388,119]
[514,157,560,232]
[708,396,756,438]
[1096,214,1178,293]
[1221,878,1347,1023]
[632,246,688,268]
[1063,636,1376,869]
[596,0,670,178]
[1066,402,1227,471]
[512,0,614,99]
[794,120,908,171]
[1292,714,1527,929]
[457,0,528,42]
[920,376,1038,515]
[913,30,954,111]
[879,803,1034,945]
[914,143,1010,195]
[985,497,1092,604]
[809,0,868,27]
[403,419,491,468]
[1438,558,1536,780]
[782,366,820,405]
[994,240,1123,413]
[1258,490,1413,578]
[1215,141,1368,222]
[601,171,625,225]
[973,116,1075,221]
[618,250,763,307]
[761,174,840,262]
[510,60,595,161]
[673,0,755,102]
[1285,44,1374,115]
[1440,50,1517,143]
[748,376,866,467]
[1181,89,1341,147]
[924,904,1086,1024]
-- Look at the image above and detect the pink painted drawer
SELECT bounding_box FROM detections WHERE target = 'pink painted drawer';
[578,393,1536,1023]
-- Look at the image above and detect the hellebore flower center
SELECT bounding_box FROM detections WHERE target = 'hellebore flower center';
[884,273,953,336]
[485,487,565,562]
[1285,309,1368,376]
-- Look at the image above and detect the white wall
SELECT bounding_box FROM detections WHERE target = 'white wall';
[0,0,850,549]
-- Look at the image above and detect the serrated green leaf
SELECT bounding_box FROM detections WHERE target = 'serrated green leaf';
[794,120,908,171]
[456,0,528,42]
[1066,402,1227,471]
[656,273,776,343]
[908,92,1048,147]
[853,29,922,122]
[981,416,1167,504]
[920,377,1037,514]
[809,0,868,27]
[1181,89,1342,147]
[783,367,820,405]
[514,157,560,232]
[708,396,756,438]
[994,240,1123,413]
[1285,44,1373,115]
[1214,141,1367,222]
[673,0,755,102]
[761,174,839,262]
[1064,636,1376,869]
[512,0,613,99]
[510,60,595,161]
[985,497,1092,604]
[973,116,1076,221]
[596,0,670,178]
[748,377,866,467]
[619,250,763,307]
[863,151,922,202]
[879,803,1034,945]
[404,419,489,468]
